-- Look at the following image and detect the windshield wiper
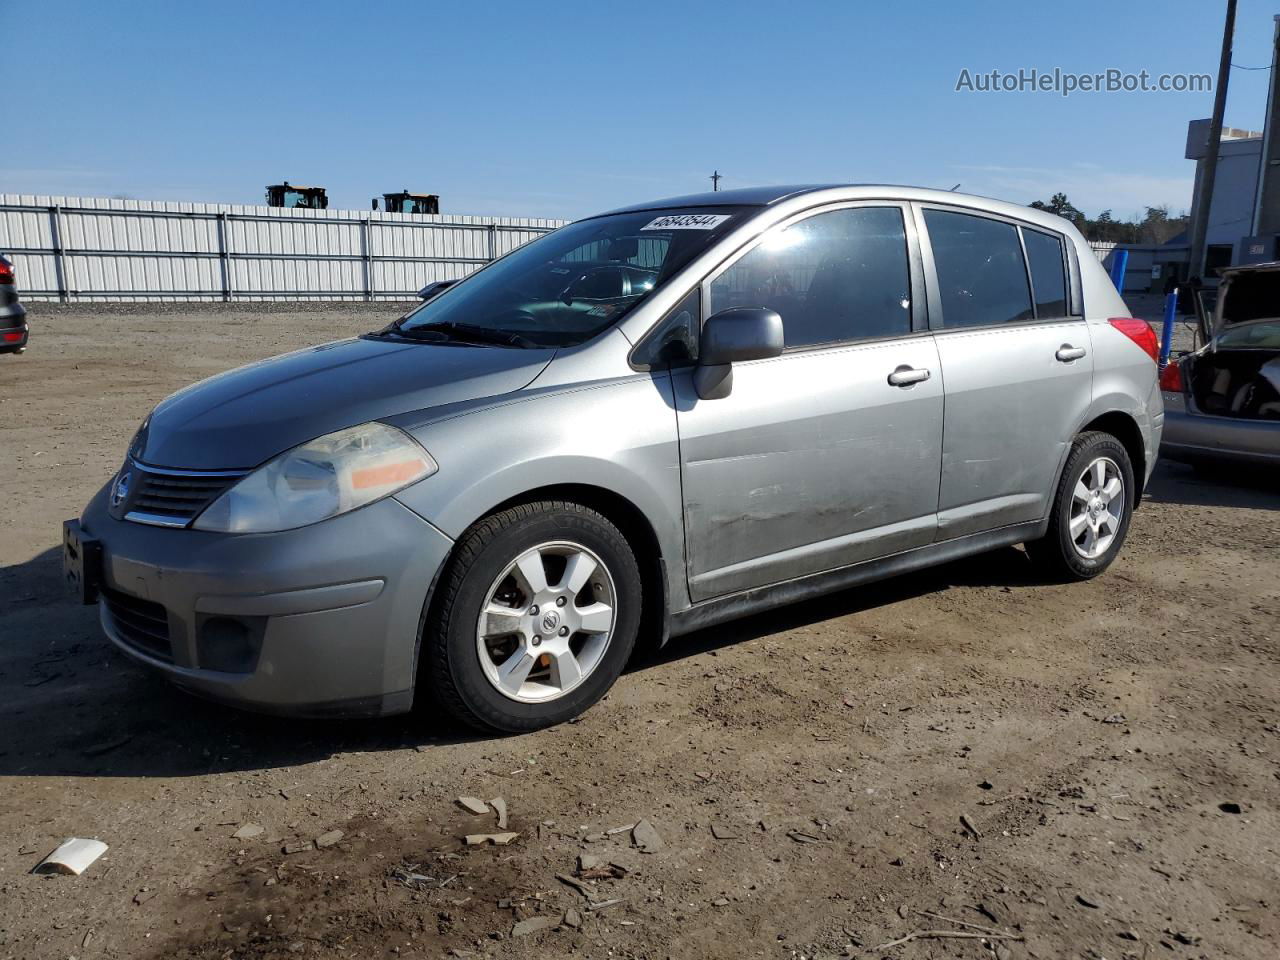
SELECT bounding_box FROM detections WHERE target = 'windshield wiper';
[374,322,537,349]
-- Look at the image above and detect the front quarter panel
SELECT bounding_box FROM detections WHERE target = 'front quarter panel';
[390,373,689,610]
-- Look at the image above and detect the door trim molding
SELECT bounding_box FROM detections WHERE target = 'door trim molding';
[669,518,1047,639]
[688,512,937,598]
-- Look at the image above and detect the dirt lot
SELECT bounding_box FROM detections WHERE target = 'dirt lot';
[1,303,1277,960]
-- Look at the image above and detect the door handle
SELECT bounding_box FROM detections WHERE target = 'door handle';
[887,365,931,387]
[1056,345,1087,362]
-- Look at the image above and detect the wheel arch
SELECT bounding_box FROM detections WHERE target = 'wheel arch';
[1078,410,1147,505]
[490,484,667,644]
[416,483,672,701]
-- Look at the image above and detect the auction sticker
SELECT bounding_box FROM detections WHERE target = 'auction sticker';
[641,214,731,231]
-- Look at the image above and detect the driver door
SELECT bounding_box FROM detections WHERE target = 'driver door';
[671,204,943,602]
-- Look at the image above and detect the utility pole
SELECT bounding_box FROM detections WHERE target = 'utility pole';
[1187,0,1237,281]
[710,170,722,192]
[1251,15,1280,238]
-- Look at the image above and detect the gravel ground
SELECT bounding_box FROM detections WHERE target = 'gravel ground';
[0,303,1276,960]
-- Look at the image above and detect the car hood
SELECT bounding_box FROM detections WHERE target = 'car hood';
[137,336,554,470]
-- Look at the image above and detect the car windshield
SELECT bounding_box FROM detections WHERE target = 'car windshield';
[387,207,748,348]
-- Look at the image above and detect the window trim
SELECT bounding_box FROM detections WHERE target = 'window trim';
[629,287,702,371]
[699,200,927,354]
[914,202,1084,333]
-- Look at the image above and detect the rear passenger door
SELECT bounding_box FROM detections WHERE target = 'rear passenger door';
[917,206,1092,539]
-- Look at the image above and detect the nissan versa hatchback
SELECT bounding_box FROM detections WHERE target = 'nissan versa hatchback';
[65,185,1163,732]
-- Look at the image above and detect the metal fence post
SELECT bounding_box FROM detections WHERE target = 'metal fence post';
[216,212,232,302]
[487,223,497,262]
[49,205,70,303]
[361,218,373,301]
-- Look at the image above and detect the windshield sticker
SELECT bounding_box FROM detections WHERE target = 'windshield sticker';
[641,214,731,231]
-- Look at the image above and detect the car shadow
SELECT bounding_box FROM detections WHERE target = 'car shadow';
[632,544,1040,669]
[1144,459,1279,511]
[0,537,1044,780]
[0,547,484,781]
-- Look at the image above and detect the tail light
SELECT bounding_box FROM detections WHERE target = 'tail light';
[1159,358,1185,393]
[0,260,13,286]
[1108,317,1159,363]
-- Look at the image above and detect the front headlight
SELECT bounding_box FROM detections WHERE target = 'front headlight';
[192,422,437,534]
[128,413,152,460]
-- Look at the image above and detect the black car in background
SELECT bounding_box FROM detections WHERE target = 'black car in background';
[0,254,28,355]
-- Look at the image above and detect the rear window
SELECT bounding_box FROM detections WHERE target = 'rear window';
[1216,321,1280,349]
[924,210,1033,329]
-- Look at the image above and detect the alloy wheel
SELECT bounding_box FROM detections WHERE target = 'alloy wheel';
[475,540,617,703]
[1069,456,1124,560]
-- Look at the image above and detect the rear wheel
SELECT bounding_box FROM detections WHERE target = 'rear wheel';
[1027,431,1134,581]
[422,501,642,733]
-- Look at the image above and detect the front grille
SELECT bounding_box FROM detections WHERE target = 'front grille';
[122,465,244,526]
[102,587,173,662]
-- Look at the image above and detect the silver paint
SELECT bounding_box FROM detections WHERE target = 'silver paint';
[76,184,1160,718]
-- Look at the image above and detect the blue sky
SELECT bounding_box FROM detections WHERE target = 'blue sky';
[2,0,1276,220]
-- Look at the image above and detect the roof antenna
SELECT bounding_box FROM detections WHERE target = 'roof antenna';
[710,170,723,192]
[949,183,962,191]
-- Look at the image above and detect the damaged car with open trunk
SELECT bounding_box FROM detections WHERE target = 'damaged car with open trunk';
[1161,261,1280,467]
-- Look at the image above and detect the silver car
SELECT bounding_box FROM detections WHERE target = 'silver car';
[64,185,1162,731]
[1160,262,1280,467]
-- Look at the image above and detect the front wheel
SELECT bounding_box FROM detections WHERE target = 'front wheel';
[422,501,642,733]
[1027,431,1135,581]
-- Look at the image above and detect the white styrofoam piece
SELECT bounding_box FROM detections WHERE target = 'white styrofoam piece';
[31,838,108,875]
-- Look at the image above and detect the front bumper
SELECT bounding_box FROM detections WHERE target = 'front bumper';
[1160,394,1280,467]
[78,485,454,717]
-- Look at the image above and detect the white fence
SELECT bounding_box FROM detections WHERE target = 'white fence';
[0,194,566,302]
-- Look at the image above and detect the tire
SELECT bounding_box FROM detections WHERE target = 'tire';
[1026,431,1135,581]
[422,500,642,733]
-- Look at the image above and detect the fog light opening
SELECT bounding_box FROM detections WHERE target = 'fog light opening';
[197,616,263,674]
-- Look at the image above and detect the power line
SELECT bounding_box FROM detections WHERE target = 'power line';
[1231,61,1272,70]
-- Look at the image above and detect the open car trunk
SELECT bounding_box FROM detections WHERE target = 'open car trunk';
[1183,262,1280,421]
[1188,350,1280,420]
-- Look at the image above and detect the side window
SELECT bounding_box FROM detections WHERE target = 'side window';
[923,210,1033,328]
[632,288,700,368]
[1022,228,1069,318]
[709,207,912,348]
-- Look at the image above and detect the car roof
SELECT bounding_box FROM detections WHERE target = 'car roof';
[601,184,838,213]
[597,184,1078,234]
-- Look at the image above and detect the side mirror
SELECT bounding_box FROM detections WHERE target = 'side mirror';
[417,279,457,301]
[694,307,784,399]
